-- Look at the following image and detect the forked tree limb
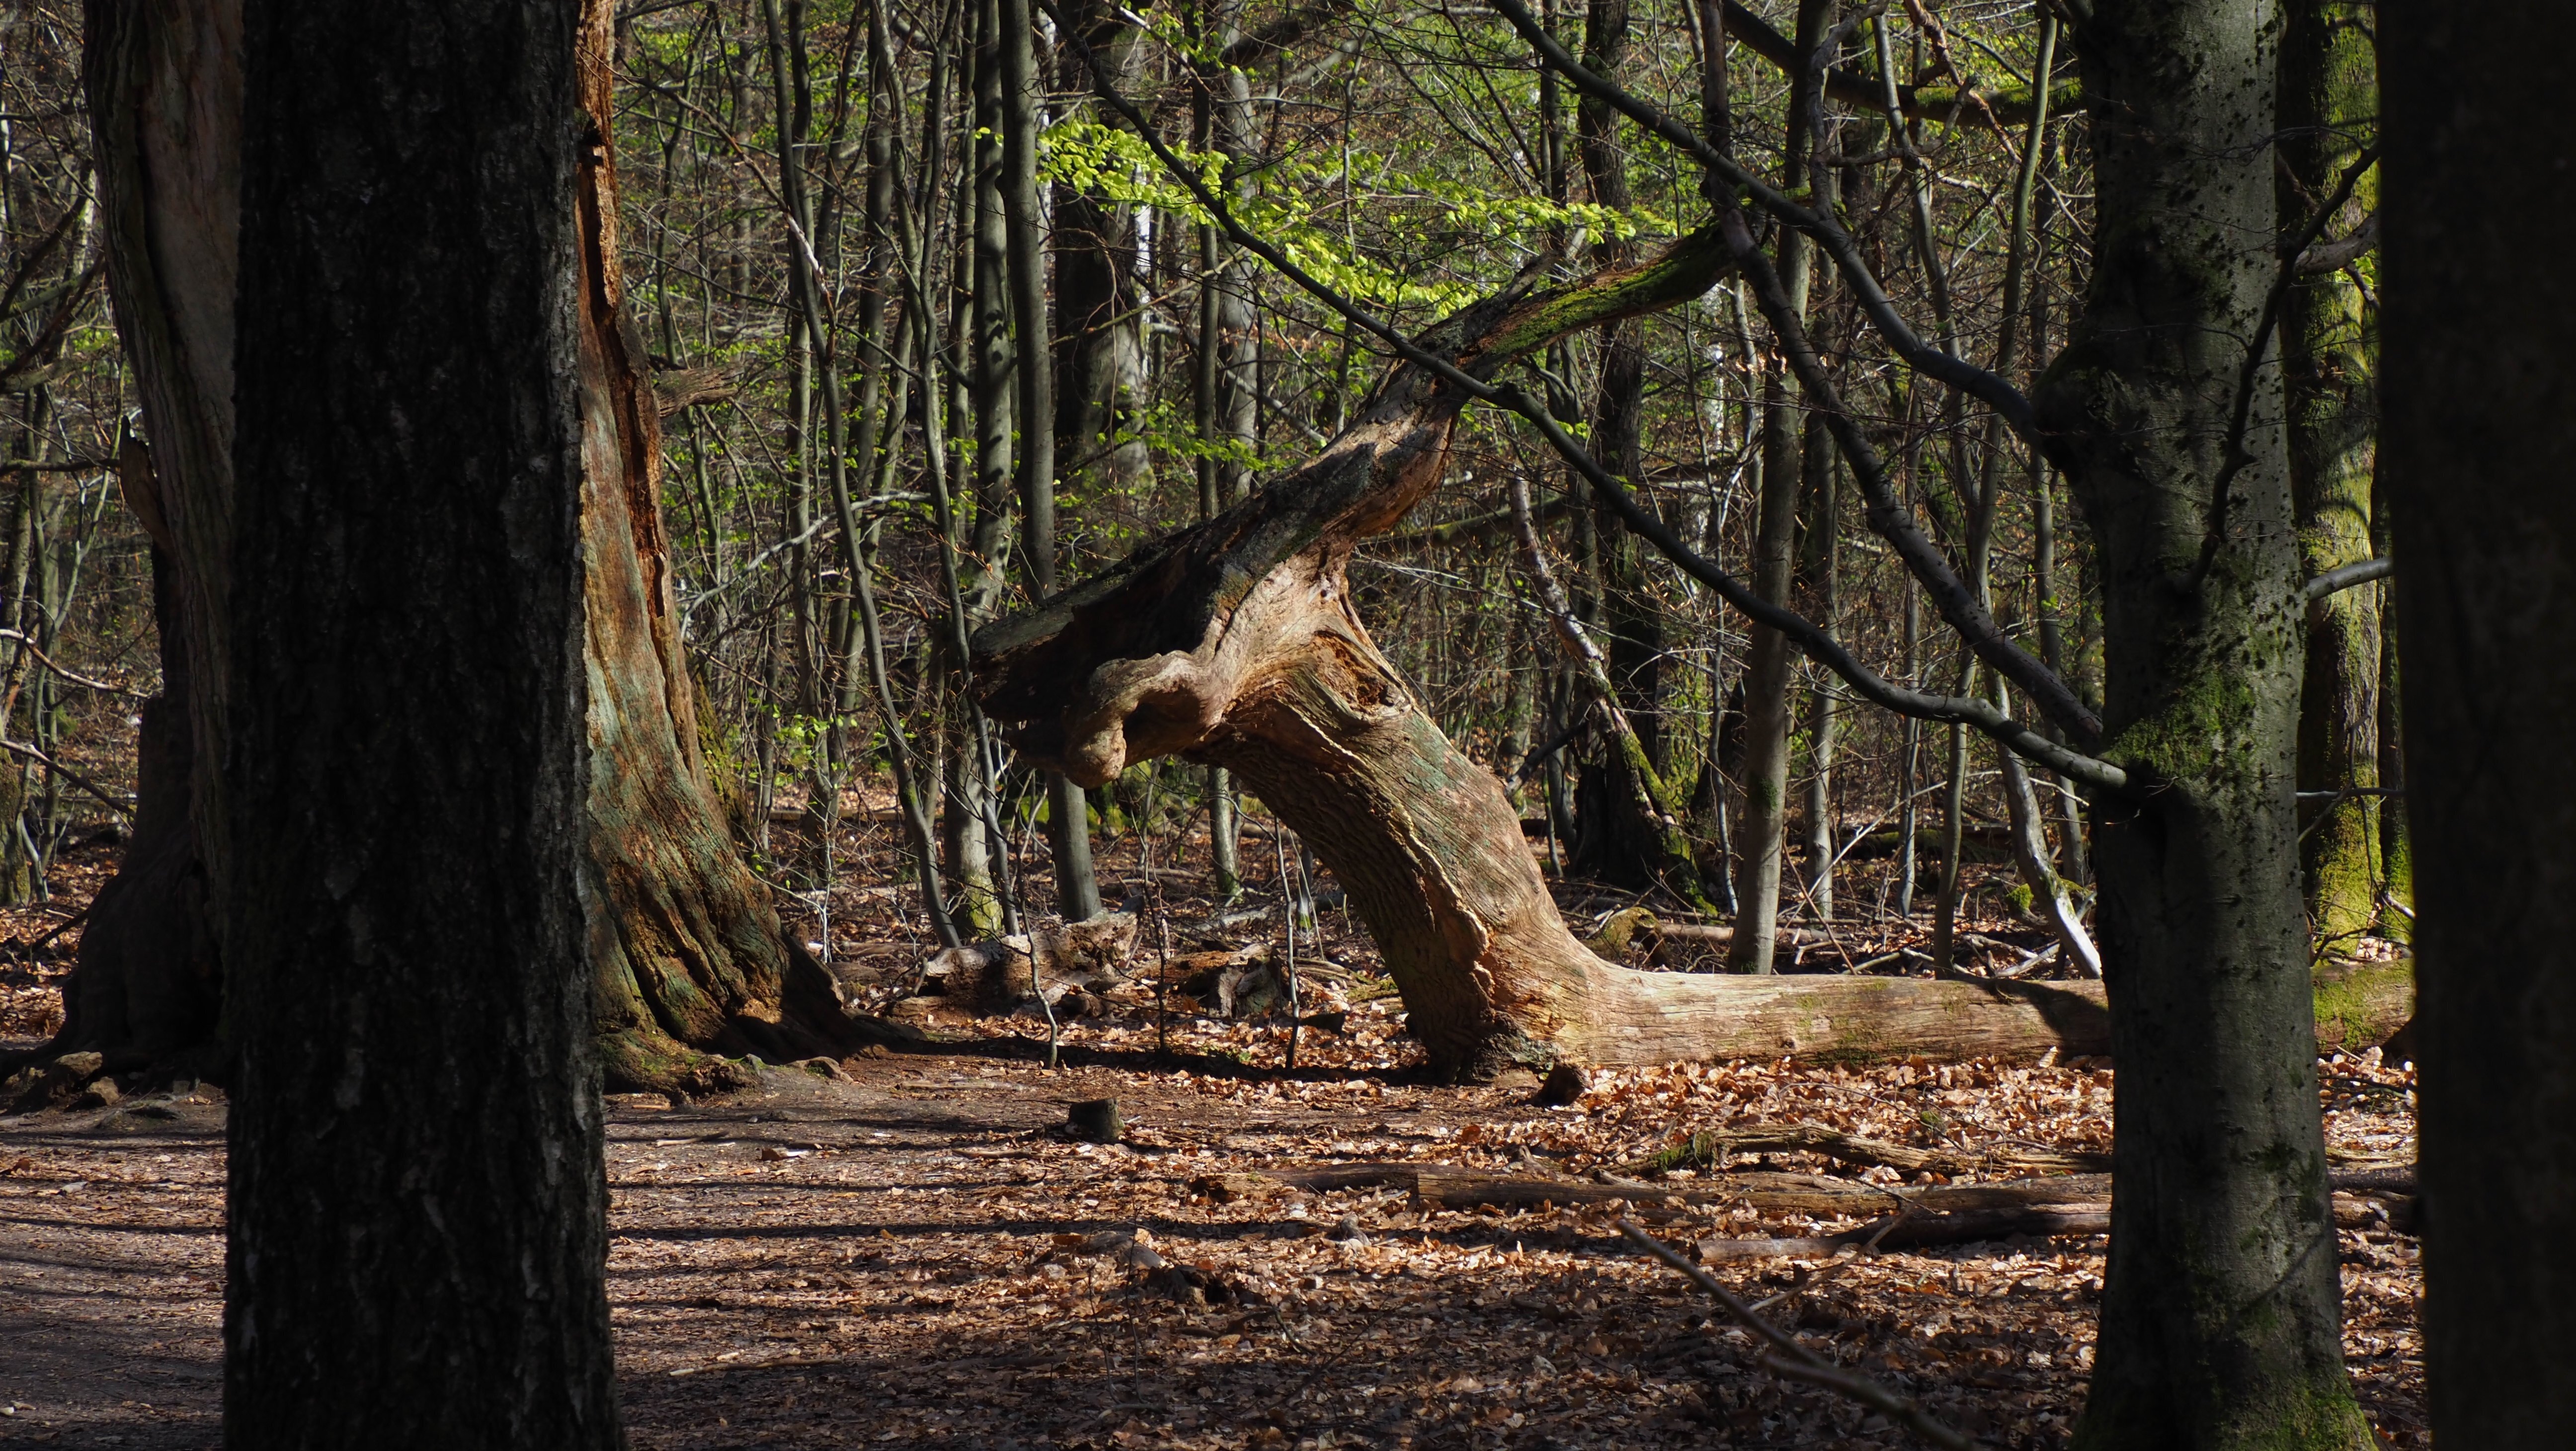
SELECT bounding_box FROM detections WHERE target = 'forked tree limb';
[1046,0,2128,794]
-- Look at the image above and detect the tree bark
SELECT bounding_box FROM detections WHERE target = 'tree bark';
[2038,1,2373,1444]
[998,0,1099,922]
[1727,0,1828,973]
[67,0,877,1099]
[222,0,615,1439]
[2383,2,2576,1442]
[2282,0,2383,944]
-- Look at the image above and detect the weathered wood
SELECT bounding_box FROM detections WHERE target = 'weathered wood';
[70,0,891,1096]
[1624,1121,2113,1178]
[1415,1166,2110,1217]
[1696,1205,2113,1262]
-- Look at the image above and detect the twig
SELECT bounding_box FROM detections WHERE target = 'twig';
[7,902,88,958]
[0,738,133,819]
[0,630,149,699]
[1617,1219,1978,1450]
[1747,1207,1912,1313]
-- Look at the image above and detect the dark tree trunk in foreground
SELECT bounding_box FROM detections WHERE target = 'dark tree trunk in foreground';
[53,0,877,1100]
[2039,2,2370,1445]
[2384,3,2576,1441]
[223,0,615,1442]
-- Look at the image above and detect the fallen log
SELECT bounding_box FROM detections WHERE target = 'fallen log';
[1621,1122,2113,1178]
[1242,1158,2414,1209]
[1230,1156,2417,1243]
[1546,955,2407,1067]
[1414,1166,2108,1217]
[1696,1205,2113,1262]
[2311,957,2415,1055]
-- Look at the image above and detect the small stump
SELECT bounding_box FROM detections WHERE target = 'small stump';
[1066,1097,1124,1143]
[1531,1062,1589,1108]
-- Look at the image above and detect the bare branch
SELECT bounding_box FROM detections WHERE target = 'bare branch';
[0,630,150,699]
[1486,0,2045,453]
[2294,209,2378,274]
[0,736,134,819]
[1717,1,2074,128]
[1715,208,2103,745]
[1618,1219,1978,1451]
[2305,557,2391,602]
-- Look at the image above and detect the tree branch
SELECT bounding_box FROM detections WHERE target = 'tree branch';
[1716,207,2103,745]
[1046,0,2128,795]
[1510,376,2132,797]
[0,630,149,699]
[2305,557,2390,602]
[1619,1219,1977,1451]
[2293,209,2377,274]
[1487,0,2046,453]
[0,736,134,819]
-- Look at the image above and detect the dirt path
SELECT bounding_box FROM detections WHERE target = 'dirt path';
[0,1034,2426,1450]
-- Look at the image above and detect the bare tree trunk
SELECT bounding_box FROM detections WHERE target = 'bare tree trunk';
[1050,0,1152,502]
[997,0,1098,922]
[2282,0,2382,944]
[66,0,886,1099]
[1727,0,1828,973]
[2384,2,2576,1441]
[1800,453,1840,920]
[1568,0,1691,895]
[222,0,614,1438]
[2043,0,2373,1441]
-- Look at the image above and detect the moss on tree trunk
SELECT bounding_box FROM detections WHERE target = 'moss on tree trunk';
[2038,0,2373,1443]
[2283,0,2384,944]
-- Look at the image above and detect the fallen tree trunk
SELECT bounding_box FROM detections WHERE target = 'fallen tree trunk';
[974,234,1751,1079]
[1235,1157,2415,1223]
[1695,1205,2114,1262]
[1415,1167,2109,1217]
[1621,1121,2115,1178]
[970,231,2412,1079]
[1694,1187,2415,1262]
[2309,956,2415,1055]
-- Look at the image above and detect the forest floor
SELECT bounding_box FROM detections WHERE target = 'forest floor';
[0,829,2426,1450]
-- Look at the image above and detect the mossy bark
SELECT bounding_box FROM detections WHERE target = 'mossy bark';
[2282,0,2383,944]
[2038,1,2372,1445]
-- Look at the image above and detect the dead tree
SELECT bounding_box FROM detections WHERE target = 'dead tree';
[52,0,884,1100]
[973,231,2093,1076]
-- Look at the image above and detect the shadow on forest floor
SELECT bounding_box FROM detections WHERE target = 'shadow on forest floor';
[0,1043,2427,1450]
